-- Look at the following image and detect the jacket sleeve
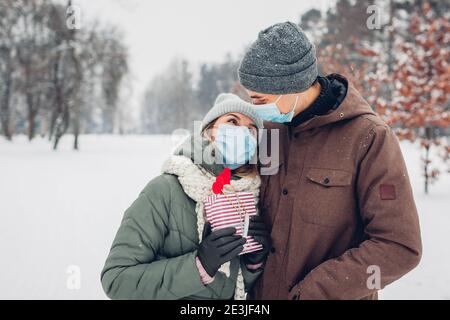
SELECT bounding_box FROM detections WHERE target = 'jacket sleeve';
[289,124,422,300]
[240,260,264,293]
[100,176,224,299]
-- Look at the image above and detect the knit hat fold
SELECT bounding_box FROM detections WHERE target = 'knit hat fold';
[200,93,264,131]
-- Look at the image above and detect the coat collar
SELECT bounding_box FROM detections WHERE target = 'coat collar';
[292,81,375,133]
[257,81,376,171]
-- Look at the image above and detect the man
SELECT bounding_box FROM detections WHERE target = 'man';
[237,21,422,300]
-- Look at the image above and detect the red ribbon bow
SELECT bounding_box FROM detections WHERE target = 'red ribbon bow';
[212,168,231,194]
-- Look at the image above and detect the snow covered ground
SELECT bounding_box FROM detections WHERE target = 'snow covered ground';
[0,135,449,299]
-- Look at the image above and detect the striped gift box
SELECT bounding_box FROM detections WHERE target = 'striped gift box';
[204,192,263,255]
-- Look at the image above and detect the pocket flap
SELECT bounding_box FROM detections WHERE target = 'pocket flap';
[306,168,352,187]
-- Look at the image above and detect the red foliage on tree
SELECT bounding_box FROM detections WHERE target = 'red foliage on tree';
[390,1,450,193]
[317,1,449,193]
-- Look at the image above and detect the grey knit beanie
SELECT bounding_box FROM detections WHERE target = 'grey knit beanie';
[200,93,263,131]
[238,21,318,94]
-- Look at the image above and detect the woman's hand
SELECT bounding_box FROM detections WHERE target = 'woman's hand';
[197,224,246,277]
[243,215,272,265]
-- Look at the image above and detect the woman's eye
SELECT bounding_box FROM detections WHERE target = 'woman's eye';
[228,119,238,125]
[252,98,266,105]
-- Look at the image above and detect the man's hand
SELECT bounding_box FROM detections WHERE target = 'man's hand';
[243,215,271,265]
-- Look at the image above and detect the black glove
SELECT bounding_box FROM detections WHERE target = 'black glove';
[197,223,246,277]
[242,215,271,265]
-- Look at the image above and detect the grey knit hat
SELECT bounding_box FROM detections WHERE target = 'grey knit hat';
[238,21,318,94]
[200,93,263,131]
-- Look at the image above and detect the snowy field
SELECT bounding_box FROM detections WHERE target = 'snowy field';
[0,135,449,300]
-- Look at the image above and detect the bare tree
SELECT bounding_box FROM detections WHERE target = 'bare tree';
[0,0,130,148]
[98,28,128,134]
[0,1,20,140]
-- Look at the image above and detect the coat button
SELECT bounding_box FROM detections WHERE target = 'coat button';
[282,188,288,195]
[270,247,276,254]
[294,132,300,138]
[323,177,330,184]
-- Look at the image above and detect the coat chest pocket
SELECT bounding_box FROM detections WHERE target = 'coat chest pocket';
[298,167,354,227]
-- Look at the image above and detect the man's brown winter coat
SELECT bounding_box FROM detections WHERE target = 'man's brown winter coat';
[253,80,422,300]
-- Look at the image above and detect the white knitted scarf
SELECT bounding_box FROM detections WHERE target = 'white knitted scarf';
[161,155,261,300]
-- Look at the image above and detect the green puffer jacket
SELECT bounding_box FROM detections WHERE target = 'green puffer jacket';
[101,160,263,300]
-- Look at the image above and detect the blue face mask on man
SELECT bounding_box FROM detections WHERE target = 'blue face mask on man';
[254,95,299,123]
[214,123,257,170]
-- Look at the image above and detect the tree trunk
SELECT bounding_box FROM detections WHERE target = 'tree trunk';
[386,0,395,106]
[71,56,82,150]
[68,0,82,150]
[0,114,12,141]
[73,101,80,150]
[423,126,434,195]
[424,142,430,194]
[0,66,13,141]
[49,56,61,142]
[53,107,70,150]
[27,106,37,141]
[0,118,12,141]
[73,131,79,150]
[53,133,60,150]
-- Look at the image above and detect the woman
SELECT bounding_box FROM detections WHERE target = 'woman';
[101,93,271,300]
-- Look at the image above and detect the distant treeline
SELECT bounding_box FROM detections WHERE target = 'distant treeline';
[0,0,129,149]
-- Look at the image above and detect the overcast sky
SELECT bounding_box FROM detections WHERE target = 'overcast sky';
[72,0,332,115]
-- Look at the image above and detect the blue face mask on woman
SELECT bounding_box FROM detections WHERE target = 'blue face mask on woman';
[214,123,257,170]
[254,95,299,123]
